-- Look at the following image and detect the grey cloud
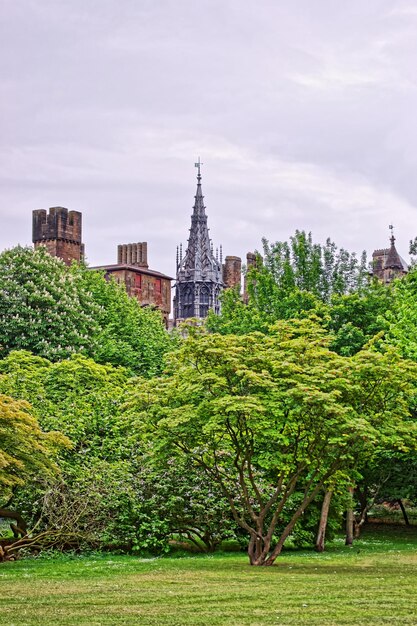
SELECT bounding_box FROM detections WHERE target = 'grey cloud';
[1,0,417,280]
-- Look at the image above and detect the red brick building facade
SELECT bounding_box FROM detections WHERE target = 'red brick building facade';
[91,242,173,326]
[32,209,172,324]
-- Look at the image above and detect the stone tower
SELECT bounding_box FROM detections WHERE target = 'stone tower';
[223,256,242,290]
[372,227,408,285]
[174,161,223,322]
[32,207,84,265]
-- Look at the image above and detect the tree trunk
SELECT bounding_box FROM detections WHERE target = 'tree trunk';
[248,534,270,566]
[397,499,410,526]
[345,487,354,547]
[315,490,333,553]
[356,485,369,525]
[0,508,27,537]
[354,508,367,539]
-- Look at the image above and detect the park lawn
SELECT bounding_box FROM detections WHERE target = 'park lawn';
[0,526,416,626]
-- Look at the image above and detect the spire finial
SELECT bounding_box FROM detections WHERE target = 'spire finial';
[194,157,203,182]
[389,223,395,245]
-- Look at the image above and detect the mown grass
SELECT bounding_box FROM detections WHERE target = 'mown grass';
[0,525,416,625]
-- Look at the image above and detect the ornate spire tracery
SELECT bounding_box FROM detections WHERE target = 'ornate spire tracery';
[174,162,223,322]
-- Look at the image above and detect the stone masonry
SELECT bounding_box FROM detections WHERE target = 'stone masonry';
[32,207,84,265]
[223,256,242,290]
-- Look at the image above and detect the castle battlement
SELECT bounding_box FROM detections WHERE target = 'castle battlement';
[32,207,83,265]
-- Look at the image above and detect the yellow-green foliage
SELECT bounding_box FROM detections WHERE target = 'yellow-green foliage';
[0,394,70,492]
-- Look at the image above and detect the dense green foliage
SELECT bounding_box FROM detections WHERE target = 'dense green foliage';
[0,246,172,375]
[0,394,69,491]
[127,321,417,565]
[208,232,393,357]
[138,456,237,552]
[385,267,417,360]
[254,231,368,301]
[0,351,240,554]
[0,352,152,552]
[326,280,394,356]
[1,233,417,566]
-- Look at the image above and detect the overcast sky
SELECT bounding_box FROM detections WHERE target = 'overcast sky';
[1,0,417,277]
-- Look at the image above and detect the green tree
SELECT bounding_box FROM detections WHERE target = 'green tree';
[0,351,170,554]
[78,268,174,376]
[0,351,130,459]
[207,281,325,335]
[127,321,417,566]
[207,231,369,337]
[385,266,417,360]
[0,394,69,493]
[259,232,368,302]
[0,246,173,375]
[139,456,238,552]
[0,246,99,360]
[327,279,395,356]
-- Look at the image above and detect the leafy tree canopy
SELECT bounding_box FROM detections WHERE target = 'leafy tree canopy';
[0,246,173,375]
[256,231,369,302]
[208,232,393,355]
[327,279,395,356]
[0,393,70,494]
[385,266,417,361]
[127,321,417,565]
[0,246,99,361]
[0,350,130,460]
[1,351,235,555]
[0,351,143,552]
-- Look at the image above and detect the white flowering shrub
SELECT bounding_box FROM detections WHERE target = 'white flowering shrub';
[0,246,99,360]
[0,246,173,375]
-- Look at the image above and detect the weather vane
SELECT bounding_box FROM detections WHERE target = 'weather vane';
[389,224,395,241]
[194,157,203,178]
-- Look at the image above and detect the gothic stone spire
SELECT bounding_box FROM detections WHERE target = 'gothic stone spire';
[174,161,223,322]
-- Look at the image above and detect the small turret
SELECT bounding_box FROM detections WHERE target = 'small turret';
[372,225,408,284]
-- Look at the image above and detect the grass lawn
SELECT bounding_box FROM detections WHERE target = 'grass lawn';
[0,525,416,626]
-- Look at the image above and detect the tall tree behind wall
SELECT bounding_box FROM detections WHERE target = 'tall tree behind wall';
[0,246,173,376]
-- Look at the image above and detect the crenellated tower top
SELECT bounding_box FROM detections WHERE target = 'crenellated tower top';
[32,206,84,265]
